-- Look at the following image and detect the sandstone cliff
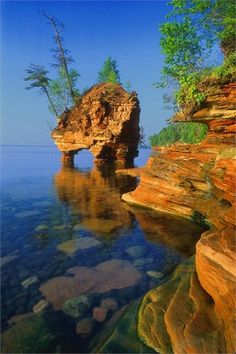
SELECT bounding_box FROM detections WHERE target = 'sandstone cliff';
[51,83,140,165]
[120,83,236,353]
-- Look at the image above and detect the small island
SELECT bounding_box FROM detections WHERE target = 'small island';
[51,83,140,166]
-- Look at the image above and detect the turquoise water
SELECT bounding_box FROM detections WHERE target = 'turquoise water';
[1,146,203,353]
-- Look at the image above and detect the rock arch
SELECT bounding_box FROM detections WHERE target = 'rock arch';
[51,83,140,166]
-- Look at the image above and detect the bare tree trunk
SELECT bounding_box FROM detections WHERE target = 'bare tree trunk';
[43,87,59,120]
[41,12,76,104]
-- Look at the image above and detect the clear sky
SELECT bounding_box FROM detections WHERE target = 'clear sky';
[1,0,173,146]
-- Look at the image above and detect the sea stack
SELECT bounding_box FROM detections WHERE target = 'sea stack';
[51,83,140,166]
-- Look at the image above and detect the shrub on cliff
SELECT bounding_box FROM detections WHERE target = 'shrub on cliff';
[98,57,120,84]
[149,123,208,147]
[157,0,235,115]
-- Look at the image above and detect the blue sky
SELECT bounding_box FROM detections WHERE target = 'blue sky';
[1,1,172,146]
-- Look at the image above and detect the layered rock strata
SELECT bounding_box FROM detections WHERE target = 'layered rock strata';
[51,83,140,165]
[120,83,236,353]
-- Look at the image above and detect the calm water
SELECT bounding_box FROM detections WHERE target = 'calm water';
[1,146,203,353]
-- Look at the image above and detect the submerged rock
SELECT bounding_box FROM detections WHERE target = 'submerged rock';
[125,245,147,258]
[100,297,118,312]
[76,318,95,336]
[96,300,154,353]
[79,218,122,234]
[0,252,18,268]
[146,270,164,279]
[21,276,39,288]
[63,295,94,318]
[15,210,41,218]
[133,257,154,267]
[7,312,34,325]
[57,237,102,256]
[33,299,49,313]
[1,314,55,353]
[138,257,226,354]
[35,224,48,232]
[93,307,108,322]
[40,259,142,310]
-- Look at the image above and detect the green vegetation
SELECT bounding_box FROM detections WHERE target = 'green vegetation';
[24,64,59,119]
[149,123,208,147]
[98,57,120,84]
[157,0,235,112]
[191,211,211,228]
[24,13,80,120]
[48,67,80,115]
[41,11,79,105]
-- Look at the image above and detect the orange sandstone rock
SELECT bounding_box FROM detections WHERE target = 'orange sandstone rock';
[121,83,236,353]
[51,83,140,165]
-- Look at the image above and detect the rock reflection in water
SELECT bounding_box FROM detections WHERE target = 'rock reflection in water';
[54,162,137,237]
[125,206,204,257]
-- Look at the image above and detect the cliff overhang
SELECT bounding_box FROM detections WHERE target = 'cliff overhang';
[120,82,236,353]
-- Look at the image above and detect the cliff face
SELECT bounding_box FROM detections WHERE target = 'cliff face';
[121,83,236,353]
[51,83,140,165]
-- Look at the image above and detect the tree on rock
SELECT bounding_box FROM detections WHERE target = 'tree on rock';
[24,64,59,119]
[98,57,120,84]
[157,0,236,112]
[40,11,79,105]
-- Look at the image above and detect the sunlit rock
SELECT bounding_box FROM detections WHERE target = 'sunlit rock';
[138,257,226,354]
[121,82,236,353]
[51,83,140,165]
[57,237,102,256]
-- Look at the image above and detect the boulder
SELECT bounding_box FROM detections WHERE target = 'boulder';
[40,259,142,310]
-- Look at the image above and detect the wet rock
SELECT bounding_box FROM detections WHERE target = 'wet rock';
[1,314,55,353]
[125,245,146,258]
[7,312,34,325]
[133,257,154,267]
[146,271,164,279]
[0,252,18,268]
[15,210,41,218]
[33,299,49,313]
[93,307,108,322]
[57,237,102,256]
[52,225,66,230]
[96,300,154,353]
[63,295,94,318]
[35,224,48,231]
[73,223,82,231]
[40,259,142,310]
[21,276,39,288]
[139,257,227,354]
[100,297,118,311]
[76,318,95,335]
[79,218,122,234]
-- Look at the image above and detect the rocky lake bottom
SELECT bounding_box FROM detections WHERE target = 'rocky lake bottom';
[1,146,204,353]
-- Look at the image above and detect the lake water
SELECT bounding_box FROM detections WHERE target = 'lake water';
[1,146,203,353]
